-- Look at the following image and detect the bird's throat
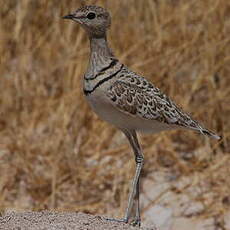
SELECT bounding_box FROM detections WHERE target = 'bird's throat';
[86,36,115,77]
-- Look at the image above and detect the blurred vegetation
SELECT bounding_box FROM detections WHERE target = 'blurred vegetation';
[0,0,229,222]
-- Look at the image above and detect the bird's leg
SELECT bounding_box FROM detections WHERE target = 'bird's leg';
[106,130,144,226]
[123,130,144,226]
[131,167,142,226]
[135,179,141,224]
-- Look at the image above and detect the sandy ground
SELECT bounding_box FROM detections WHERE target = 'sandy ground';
[0,211,158,230]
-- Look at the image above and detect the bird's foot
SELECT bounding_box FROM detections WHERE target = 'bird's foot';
[130,218,141,227]
[105,217,141,227]
[105,217,128,224]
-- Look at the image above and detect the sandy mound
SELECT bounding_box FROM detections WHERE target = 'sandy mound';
[0,211,157,230]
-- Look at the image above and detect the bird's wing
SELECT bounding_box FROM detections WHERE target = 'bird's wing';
[107,73,220,139]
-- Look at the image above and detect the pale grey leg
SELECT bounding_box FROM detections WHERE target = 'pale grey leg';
[123,129,144,226]
[133,179,141,225]
[106,129,144,227]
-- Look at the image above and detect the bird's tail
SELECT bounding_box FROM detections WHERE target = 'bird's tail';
[200,128,221,140]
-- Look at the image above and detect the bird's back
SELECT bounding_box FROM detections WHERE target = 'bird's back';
[106,64,220,139]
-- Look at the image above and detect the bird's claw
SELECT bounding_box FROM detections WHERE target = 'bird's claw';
[105,217,128,224]
[105,216,141,227]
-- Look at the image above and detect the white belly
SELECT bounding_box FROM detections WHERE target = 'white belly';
[85,90,175,133]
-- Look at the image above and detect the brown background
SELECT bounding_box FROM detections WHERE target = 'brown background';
[0,0,229,226]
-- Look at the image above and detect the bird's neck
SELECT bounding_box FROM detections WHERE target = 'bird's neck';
[86,35,115,78]
[90,35,113,57]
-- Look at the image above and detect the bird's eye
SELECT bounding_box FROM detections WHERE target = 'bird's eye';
[87,12,96,20]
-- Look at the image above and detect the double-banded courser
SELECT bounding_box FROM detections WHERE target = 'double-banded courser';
[63,5,220,227]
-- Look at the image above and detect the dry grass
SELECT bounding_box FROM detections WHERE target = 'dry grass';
[0,0,229,223]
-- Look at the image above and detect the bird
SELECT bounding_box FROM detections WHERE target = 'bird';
[62,5,221,227]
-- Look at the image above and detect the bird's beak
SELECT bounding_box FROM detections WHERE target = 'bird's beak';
[62,12,85,24]
[62,14,74,20]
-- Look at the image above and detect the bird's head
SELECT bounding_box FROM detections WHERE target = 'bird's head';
[63,5,111,38]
